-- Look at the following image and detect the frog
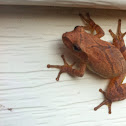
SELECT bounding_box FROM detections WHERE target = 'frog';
[47,13,126,114]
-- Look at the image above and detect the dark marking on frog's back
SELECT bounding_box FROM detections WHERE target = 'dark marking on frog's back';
[115,80,124,95]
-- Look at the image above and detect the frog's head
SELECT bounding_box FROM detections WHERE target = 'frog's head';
[62,26,88,62]
[62,26,85,51]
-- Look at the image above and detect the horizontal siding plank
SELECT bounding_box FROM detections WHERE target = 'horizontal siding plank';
[0,0,126,10]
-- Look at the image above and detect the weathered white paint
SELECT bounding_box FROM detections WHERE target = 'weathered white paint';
[0,5,126,126]
[0,0,126,10]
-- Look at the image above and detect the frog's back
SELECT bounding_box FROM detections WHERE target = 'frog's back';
[84,36,126,78]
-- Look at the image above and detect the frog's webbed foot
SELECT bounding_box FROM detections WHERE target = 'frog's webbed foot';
[47,55,75,81]
[79,13,95,34]
[94,89,112,114]
[109,19,126,40]
[47,55,86,81]
[79,13,104,38]
[109,19,126,51]
[79,13,92,32]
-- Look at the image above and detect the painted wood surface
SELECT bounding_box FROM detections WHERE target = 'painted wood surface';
[0,6,126,126]
[0,0,126,10]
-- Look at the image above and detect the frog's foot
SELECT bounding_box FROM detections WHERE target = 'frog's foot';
[47,55,76,81]
[109,19,126,50]
[94,89,112,114]
[79,13,94,34]
[109,19,126,39]
[79,13,104,38]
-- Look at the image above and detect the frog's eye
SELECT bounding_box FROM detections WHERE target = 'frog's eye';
[74,26,79,30]
[73,45,81,51]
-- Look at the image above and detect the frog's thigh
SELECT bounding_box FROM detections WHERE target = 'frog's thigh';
[94,74,126,114]
[106,74,126,101]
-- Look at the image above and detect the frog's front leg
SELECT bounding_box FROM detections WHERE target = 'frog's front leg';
[47,55,86,81]
[94,74,126,114]
[79,13,104,38]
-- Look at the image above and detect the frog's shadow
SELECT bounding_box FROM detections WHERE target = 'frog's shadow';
[56,39,107,82]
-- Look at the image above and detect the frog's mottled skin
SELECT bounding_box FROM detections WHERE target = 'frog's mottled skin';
[62,26,126,78]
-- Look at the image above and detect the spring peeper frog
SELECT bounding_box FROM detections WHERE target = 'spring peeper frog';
[47,13,126,114]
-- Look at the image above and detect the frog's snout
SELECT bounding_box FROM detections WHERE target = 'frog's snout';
[62,32,70,41]
[62,32,74,43]
[62,32,67,39]
[62,32,75,50]
[62,32,70,43]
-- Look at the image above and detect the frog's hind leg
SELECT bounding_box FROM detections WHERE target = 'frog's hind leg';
[79,13,104,38]
[109,19,126,58]
[94,74,126,114]
[47,55,86,81]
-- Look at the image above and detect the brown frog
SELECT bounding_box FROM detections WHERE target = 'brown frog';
[47,13,126,114]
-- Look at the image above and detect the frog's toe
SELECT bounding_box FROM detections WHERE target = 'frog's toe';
[94,88,112,114]
[109,19,126,39]
[47,55,76,81]
[94,99,112,114]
